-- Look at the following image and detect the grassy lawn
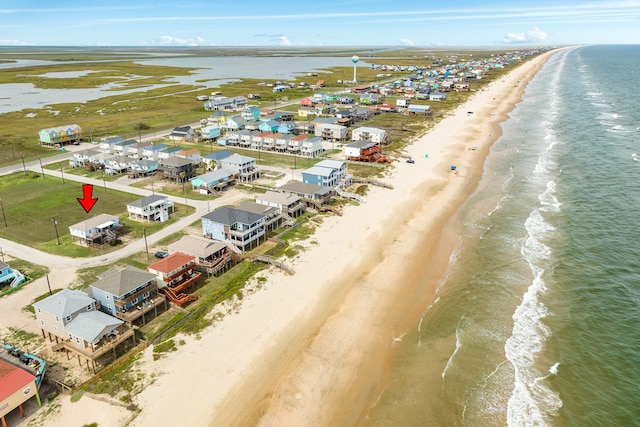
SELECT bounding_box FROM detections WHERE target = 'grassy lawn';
[0,171,193,257]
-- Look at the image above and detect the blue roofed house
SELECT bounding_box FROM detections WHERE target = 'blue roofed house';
[259,120,280,133]
[89,265,165,325]
[127,194,174,223]
[278,122,296,134]
[190,169,233,193]
[201,207,268,252]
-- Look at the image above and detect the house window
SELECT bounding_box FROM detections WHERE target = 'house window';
[37,308,41,313]
[54,326,58,332]
[55,316,59,322]
[39,320,44,326]
[106,294,110,299]
[69,333,73,339]
[87,304,92,311]
[76,337,80,344]
[107,304,112,311]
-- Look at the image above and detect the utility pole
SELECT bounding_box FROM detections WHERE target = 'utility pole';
[60,163,65,183]
[51,217,60,245]
[46,274,52,295]
[0,198,7,228]
[39,158,45,179]
[143,228,149,260]
[21,156,26,175]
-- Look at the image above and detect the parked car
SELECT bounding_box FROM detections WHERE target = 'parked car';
[406,158,415,164]
[154,251,169,259]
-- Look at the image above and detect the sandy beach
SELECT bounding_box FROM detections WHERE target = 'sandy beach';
[24,49,560,427]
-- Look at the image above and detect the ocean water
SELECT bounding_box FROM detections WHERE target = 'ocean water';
[368,45,640,426]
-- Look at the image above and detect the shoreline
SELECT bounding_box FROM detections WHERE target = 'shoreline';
[204,50,561,426]
[26,49,562,427]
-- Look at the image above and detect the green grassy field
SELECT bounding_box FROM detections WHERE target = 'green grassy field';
[0,171,193,256]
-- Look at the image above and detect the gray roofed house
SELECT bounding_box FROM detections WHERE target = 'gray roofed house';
[63,310,123,345]
[168,235,228,264]
[90,265,161,320]
[127,194,174,222]
[237,201,282,230]
[278,181,335,204]
[92,265,158,298]
[68,214,121,245]
[33,289,95,320]
[201,206,268,252]
[255,190,305,217]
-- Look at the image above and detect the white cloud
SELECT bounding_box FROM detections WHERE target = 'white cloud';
[0,39,28,45]
[157,35,208,46]
[278,36,291,46]
[399,38,414,46]
[502,27,548,44]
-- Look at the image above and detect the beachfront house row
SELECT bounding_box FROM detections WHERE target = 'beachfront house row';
[190,169,233,193]
[218,153,260,182]
[33,289,130,356]
[201,207,267,252]
[38,124,83,147]
[314,123,348,142]
[68,213,122,246]
[89,265,164,324]
[158,156,196,182]
[127,194,174,223]
[351,127,388,144]
[204,96,247,111]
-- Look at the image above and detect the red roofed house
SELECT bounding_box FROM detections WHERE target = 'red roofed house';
[147,252,202,307]
[0,359,40,427]
[300,97,315,107]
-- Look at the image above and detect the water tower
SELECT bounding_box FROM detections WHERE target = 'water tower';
[351,55,360,83]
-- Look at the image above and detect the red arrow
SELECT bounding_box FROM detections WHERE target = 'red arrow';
[77,184,98,213]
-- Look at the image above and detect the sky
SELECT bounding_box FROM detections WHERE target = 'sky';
[1,1,640,47]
